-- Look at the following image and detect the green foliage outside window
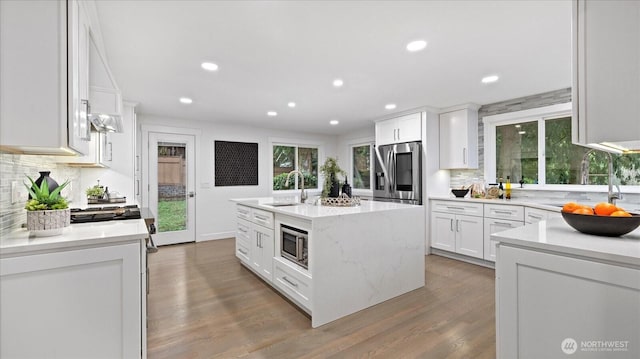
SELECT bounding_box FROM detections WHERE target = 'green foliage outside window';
[273,145,318,190]
[352,144,371,189]
[497,117,640,185]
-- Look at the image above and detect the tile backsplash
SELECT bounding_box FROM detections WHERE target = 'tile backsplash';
[0,153,80,237]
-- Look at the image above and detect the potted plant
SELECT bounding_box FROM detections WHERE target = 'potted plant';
[85,183,105,200]
[320,157,345,198]
[24,175,70,237]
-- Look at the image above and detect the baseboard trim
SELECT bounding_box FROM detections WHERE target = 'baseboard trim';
[429,248,495,269]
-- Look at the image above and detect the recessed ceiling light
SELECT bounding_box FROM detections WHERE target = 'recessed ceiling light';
[406,40,427,52]
[288,102,296,108]
[330,120,339,125]
[333,78,344,87]
[201,62,219,71]
[267,111,277,117]
[385,104,397,110]
[179,97,193,104]
[481,75,499,84]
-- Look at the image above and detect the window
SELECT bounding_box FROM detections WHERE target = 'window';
[486,103,640,186]
[272,144,318,190]
[351,143,373,189]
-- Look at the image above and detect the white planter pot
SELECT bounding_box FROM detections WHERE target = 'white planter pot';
[26,209,70,237]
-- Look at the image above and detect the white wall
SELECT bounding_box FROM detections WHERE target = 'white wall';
[336,126,376,198]
[138,114,341,242]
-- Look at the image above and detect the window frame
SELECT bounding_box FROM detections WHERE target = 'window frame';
[484,102,575,186]
[349,141,375,195]
[270,138,323,194]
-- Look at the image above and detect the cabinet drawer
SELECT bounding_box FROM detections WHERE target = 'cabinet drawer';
[484,204,524,221]
[235,240,250,263]
[236,205,251,221]
[273,258,312,310]
[236,219,251,243]
[251,208,274,229]
[431,200,483,216]
[525,207,561,224]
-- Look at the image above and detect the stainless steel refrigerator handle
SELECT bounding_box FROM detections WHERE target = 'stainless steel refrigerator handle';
[388,148,395,192]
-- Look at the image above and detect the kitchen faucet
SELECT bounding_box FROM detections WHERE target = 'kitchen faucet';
[580,149,622,204]
[285,170,307,203]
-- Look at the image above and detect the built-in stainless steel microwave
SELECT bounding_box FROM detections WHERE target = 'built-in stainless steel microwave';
[280,224,308,269]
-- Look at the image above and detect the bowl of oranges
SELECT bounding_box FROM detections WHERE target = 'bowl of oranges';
[561,202,640,237]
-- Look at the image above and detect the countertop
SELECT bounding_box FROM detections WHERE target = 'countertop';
[0,219,149,256]
[491,218,640,266]
[231,197,422,220]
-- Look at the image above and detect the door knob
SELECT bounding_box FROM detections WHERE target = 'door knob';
[188,191,195,198]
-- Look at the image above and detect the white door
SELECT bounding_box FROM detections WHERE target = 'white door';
[430,211,456,251]
[455,214,484,259]
[147,132,195,245]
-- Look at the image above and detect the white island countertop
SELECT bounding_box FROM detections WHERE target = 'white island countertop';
[231,197,420,220]
[0,219,149,256]
[491,218,640,266]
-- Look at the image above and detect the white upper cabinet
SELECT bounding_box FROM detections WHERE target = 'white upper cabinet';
[0,0,91,156]
[572,0,640,152]
[375,113,422,146]
[439,107,479,169]
[89,25,122,120]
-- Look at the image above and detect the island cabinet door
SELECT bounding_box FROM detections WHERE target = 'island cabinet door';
[0,242,142,359]
[496,245,640,359]
[251,224,274,283]
[430,211,456,251]
[455,214,484,259]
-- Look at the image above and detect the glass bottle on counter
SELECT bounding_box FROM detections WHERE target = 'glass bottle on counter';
[498,177,504,199]
[505,176,511,200]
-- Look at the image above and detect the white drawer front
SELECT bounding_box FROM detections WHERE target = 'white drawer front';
[236,219,251,243]
[252,208,274,229]
[525,207,561,224]
[484,204,524,221]
[273,259,312,310]
[431,200,483,216]
[235,241,250,263]
[236,205,252,221]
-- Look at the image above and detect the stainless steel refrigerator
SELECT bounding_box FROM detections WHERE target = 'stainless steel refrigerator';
[373,141,422,205]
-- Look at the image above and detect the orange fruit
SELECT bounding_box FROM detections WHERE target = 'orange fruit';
[562,202,581,213]
[610,210,632,217]
[573,207,594,215]
[594,202,618,216]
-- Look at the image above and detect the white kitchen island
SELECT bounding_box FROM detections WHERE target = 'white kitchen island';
[231,197,425,328]
[0,220,149,359]
[492,219,640,359]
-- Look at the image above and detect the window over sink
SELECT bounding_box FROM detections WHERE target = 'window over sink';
[351,143,373,190]
[485,103,640,186]
[272,143,319,191]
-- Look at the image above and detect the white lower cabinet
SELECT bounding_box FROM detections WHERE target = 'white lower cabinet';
[524,207,562,224]
[430,210,484,259]
[483,218,523,261]
[496,245,640,358]
[0,242,143,359]
[251,223,274,281]
[235,205,275,283]
[273,257,312,311]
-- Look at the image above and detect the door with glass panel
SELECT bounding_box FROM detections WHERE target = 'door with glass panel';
[147,133,195,246]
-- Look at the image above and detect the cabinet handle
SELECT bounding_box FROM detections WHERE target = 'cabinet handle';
[446,206,465,211]
[494,221,514,227]
[463,148,467,165]
[81,99,92,141]
[108,142,113,161]
[528,214,543,219]
[282,276,298,288]
[397,128,400,140]
[393,128,397,141]
[494,210,514,215]
[238,248,248,255]
[238,227,247,233]
[254,214,268,221]
[136,179,140,196]
[450,218,454,232]
[456,219,460,232]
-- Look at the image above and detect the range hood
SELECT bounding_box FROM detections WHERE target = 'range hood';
[89,112,123,133]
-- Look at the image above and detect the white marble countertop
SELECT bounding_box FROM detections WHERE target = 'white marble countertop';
[231,197,421,220]
[429,195,640,213]
[0,219,149,256]
[491,218,640,266]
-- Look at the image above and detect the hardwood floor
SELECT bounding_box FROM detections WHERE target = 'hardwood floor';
[147,239,496,359]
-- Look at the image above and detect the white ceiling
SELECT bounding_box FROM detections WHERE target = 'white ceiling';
[94,0,572,135]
